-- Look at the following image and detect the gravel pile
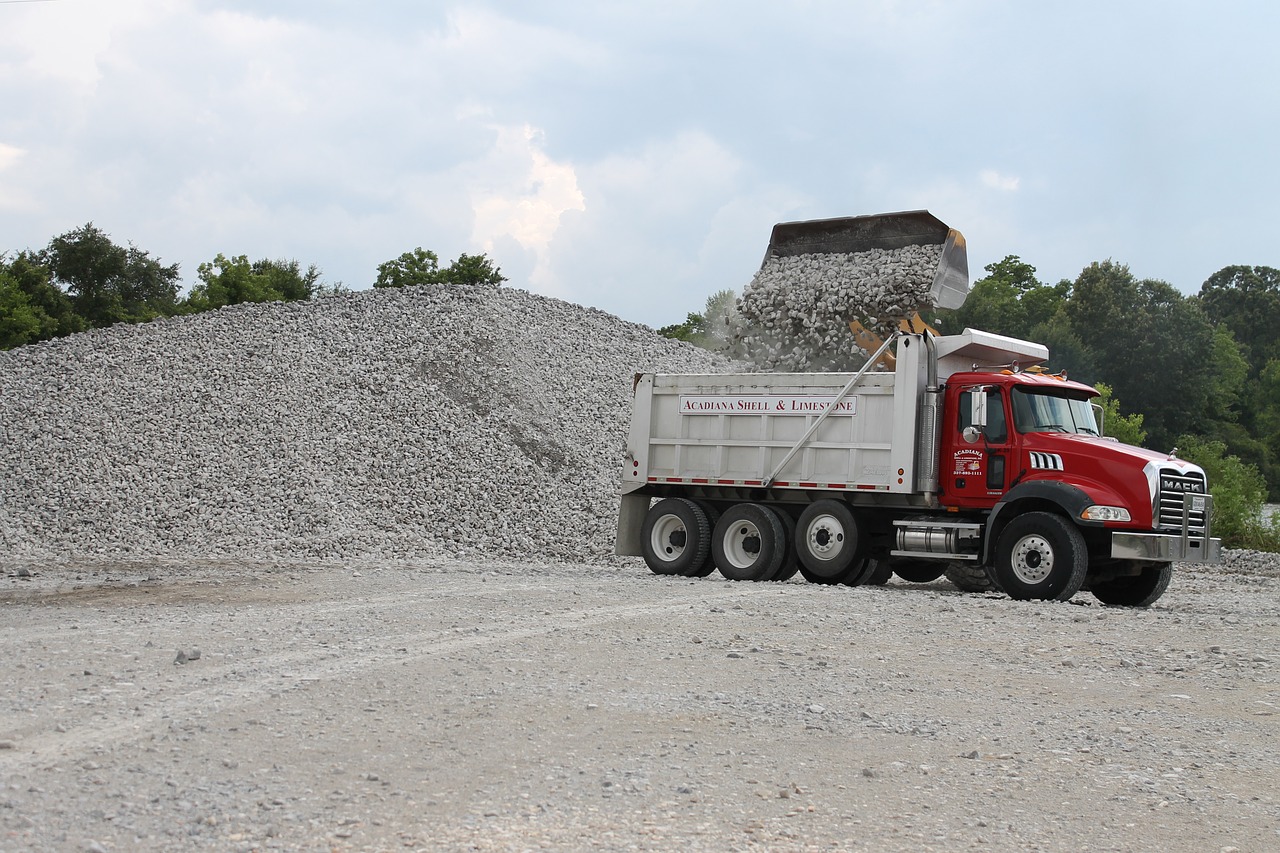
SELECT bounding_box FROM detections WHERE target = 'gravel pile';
[730,244,943,371]
[1221,547,1280,578]
[0,285,729,563]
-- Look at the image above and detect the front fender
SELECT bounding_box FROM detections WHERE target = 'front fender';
[983,480,1094,564]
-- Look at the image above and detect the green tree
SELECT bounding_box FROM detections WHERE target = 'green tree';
[1255,358,1280,499]
[1065,261,1217,450]
[656,289,742,349]
[375,248,506,288]
[375,248,440,289]
[1197,265,1280,377]
[42,223,180,328]
[1092,382,1146,446]
[185,254,321,311]
[1029,308,1096,385]
[947,274,1022,336]
[945,256,1069,341]
[0,267,51,349]
[1175,434,1280,551]
[312,280,352,298]
[1204,325,1249,424]
[1195,266,1280,497]
[0,252,84,348]
[253,258,321,301]
[441,252,506,286]
[657,312,706,342]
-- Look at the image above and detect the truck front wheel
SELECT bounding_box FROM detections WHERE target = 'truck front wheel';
[1089,562,1173,607]
[993,512,1088,601]
[641,499,711,577]
[795,500,866,582]
[713,504,787,581]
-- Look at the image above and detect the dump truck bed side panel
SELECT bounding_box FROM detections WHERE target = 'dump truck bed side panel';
[624,369,923,494]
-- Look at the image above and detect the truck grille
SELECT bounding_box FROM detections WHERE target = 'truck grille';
[1156,469,1208,540]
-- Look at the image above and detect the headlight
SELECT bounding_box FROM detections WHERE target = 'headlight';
[1081,505,1131,522]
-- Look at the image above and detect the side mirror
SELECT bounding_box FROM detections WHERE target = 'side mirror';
[1091,402,1105,436]
[971,389,988,431]
[962,425,982,444]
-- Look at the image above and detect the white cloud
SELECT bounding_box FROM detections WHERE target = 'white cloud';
[543,130,782,324]
[468,125,585,294]
[0,142,30,213]
[0,0,165,90]
[0,142,23,172]
[980,170,1021,192]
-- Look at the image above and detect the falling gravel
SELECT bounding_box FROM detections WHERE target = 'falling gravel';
[731,243,943,372]
[0,284,729,564]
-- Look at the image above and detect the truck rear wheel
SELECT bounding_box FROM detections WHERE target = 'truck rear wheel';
[795,500,867,582]
[862,559,893,586]
[993,512,1088,601]
[765,509,798,581]
[1089,562,1173,607]
[641,498,711,577]
[772,555,800,582]
[687,502,721,577]
[944,561,996,593]
[837,557,881,587]
[713,504,787,582]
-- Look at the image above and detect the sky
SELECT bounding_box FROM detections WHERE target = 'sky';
[1,1,1277,329]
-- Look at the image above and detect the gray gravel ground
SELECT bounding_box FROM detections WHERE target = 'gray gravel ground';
[4,282,1279,851]
[1,554,1277,852]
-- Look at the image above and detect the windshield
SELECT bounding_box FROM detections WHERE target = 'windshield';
[1011,388,1100,436]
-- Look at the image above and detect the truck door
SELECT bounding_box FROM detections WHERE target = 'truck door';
[948,387,1014,503]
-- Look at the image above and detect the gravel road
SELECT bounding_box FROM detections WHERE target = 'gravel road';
[2,556,1277,852]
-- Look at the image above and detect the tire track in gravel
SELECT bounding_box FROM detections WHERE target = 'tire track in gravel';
[0,579,775,772]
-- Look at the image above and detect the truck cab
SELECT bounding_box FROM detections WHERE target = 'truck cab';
[932,364,1219,599]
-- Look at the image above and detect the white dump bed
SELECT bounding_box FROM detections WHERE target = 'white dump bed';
[621,333,936,496]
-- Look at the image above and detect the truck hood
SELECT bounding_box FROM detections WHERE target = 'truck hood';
[1020,433,1209,528]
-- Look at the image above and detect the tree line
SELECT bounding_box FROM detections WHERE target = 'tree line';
[0,223,505,350]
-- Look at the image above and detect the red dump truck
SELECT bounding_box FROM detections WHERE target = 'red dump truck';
[615,212,1221,606]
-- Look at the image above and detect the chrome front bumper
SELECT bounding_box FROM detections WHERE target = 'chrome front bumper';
[1111,531,1223,564]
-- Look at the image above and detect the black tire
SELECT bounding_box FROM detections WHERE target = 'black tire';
[1090,562,1173,607]
[772,555,800,582]
[763,508,798,582]
[840,557,880,587]
[795,500,866,582]
[865,560,893,585]
[944,561,996,593]
[993,512,1089,601]
[799,564,843,585]
[687,502,721,577]
[891,559,947,584]
[640,499,711,577]
[713,504,787,582]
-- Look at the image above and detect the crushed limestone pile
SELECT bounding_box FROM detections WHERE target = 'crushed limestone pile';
[0,285,729,564]
[730,244,943,371]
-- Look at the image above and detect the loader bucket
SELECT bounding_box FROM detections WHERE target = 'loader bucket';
[761,209,969,309]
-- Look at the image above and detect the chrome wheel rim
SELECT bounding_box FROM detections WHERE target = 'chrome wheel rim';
[1010,534,1053,584]
[804,513,846,562]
